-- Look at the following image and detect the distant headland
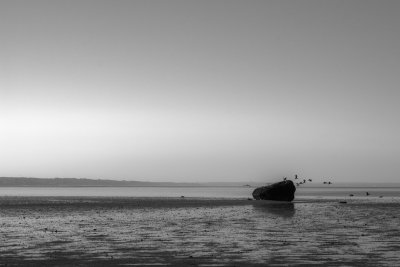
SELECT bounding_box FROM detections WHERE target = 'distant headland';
[0,177,398,188]
[0,177,259,187]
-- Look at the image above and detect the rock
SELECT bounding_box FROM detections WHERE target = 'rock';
[252,180,296,201]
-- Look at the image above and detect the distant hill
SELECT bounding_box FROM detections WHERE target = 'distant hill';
[0,177,262,187]
[1,177,398,188]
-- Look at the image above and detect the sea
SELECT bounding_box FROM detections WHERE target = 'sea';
[0,185,399,199]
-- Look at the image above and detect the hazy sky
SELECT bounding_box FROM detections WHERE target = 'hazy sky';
[1,0,400,182]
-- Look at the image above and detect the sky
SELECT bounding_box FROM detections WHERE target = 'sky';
[1,0,400,183]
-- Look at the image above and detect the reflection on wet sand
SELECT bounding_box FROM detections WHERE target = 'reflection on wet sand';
[252,201,295,218]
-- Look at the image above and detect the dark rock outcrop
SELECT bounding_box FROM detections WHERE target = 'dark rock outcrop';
[252,180,296,201]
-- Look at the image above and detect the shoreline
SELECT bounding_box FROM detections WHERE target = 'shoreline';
[0,195,398,208]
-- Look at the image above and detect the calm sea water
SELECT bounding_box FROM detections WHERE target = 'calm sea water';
[0,186,399,199]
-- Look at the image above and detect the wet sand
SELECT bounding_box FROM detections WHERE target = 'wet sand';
[1,196,400,266]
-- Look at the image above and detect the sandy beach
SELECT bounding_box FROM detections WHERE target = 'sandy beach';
[0,196,399,266]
